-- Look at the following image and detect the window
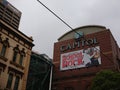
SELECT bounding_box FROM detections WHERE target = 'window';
[1,44,7,56]
[19,54,24,65]
[0,69,2,77]
[6,73,13,89]
[13,51,18,62]
[12,45,20,62]
[19,48,25,66]
[13,76,20,90]
[1,38,9,57]
[0,34,2,43]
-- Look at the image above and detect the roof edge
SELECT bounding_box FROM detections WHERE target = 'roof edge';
[58,25,106,41]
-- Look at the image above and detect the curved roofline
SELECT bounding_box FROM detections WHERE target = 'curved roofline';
[58,25,106,41]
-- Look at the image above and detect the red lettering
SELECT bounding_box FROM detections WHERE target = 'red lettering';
[62,51,84,68]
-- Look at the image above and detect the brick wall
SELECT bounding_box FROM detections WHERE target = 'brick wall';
[52,30,119,90]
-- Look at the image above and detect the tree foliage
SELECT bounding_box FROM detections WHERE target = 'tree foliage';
[91,70,120,90]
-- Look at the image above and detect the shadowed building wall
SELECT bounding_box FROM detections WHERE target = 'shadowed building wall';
[26,52,52,90]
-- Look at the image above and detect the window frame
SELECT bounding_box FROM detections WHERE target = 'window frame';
[0,38,9,57]
[0,68,3,77]
[6,73,14,89]
[1,44,7,56]
[13,76,20,90]
[19,48,25,66]
[12,45,20,62]
[19,54,24,66]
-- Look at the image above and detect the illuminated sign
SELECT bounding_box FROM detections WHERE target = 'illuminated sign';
[60,46,101,71]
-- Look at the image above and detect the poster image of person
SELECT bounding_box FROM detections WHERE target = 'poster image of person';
[85,47,100,67]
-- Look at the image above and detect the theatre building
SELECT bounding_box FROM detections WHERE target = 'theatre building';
[0,0,34,90]
[52,25,120,90]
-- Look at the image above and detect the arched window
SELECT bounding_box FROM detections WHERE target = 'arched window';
[19,48,25,66]
[1,38,9,57]
[12,45,20,62]
[6,73,13,89]
[13,76,20,90]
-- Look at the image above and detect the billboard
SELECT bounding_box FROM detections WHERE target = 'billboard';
[60,46,101,71]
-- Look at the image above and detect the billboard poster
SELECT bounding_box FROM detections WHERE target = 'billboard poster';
[60,46,101,71]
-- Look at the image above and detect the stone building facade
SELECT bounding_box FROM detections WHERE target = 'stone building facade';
[52,25,120,90]
[0,0,34,90]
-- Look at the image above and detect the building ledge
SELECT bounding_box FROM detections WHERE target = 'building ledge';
[4,88,9,90]
[10,61,24,70]
[0,62,6,71]
[8,66,24,78]
[0,55,8,62]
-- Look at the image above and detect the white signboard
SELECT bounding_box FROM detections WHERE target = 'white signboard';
[60,46,101,71]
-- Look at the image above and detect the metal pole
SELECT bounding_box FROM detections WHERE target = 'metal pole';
[49,66,53,90]
[40,68,51,90]
[37,0,80,36]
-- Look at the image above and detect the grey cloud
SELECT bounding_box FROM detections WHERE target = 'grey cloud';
[7,0,120,57]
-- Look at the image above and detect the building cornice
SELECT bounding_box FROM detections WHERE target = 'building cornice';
[0,20,34,47]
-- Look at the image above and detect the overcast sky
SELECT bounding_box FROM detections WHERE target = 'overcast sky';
[7,0,120,58]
